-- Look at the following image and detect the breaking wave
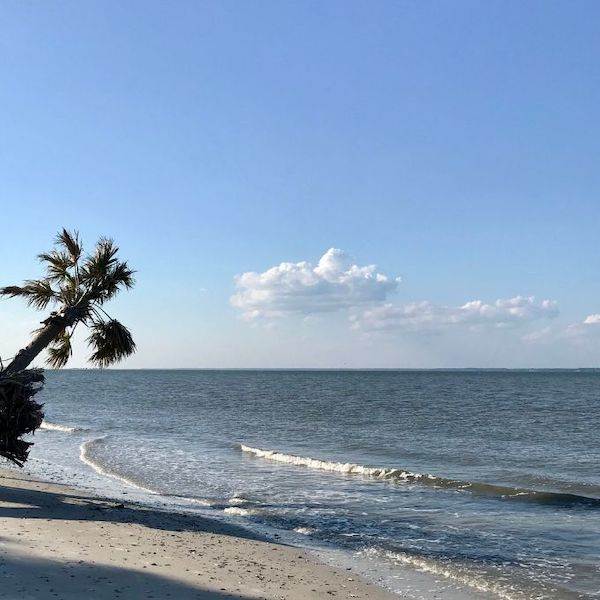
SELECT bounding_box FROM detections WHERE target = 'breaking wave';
[167,494,214,507]
[223,506,259,516]
[240,444,430,479]
[228,496,252,506]
[240,445,600,508]
[40,421,87,433]
[294,526,317,535]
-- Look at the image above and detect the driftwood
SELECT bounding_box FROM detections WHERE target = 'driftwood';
[0,369,45,466]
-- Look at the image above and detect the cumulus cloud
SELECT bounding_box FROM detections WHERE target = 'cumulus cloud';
[583,314,600,325]
[231,248,400,320]
[352,296,558,333]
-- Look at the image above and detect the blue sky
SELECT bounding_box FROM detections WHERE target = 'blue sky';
[1,1,599,368]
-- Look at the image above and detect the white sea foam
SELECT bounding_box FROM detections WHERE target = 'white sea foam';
[294,526,317,535]
[240,444,430,481]
[182,496,213,507]
[40,421,83,433]
[228,496,251,505]
[79,438,157,495]
[223,506,258,516]
[164,494,214,507]
[362,547,520,600]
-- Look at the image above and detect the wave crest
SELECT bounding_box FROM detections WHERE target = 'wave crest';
[240,445,600,507]
[223,506,258,516]
[240,444,427,480]
[40,421,86,433]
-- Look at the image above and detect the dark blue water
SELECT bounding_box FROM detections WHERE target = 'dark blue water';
[21,370,600,599]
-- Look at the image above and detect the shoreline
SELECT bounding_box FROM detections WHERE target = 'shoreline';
[0,467,397,599]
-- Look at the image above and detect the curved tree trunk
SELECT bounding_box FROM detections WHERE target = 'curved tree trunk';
[3,306,82,376]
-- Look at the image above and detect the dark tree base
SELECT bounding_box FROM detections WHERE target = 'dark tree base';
[0,369,45,467]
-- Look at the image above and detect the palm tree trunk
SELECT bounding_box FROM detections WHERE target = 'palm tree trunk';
[3,307,82,376]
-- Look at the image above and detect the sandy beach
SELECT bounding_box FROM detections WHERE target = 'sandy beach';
[0,467,396,600]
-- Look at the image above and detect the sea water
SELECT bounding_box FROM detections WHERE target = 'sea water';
[17,370,600,599]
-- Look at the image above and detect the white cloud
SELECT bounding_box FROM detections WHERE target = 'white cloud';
[563,313,600,340]
[583,314,600,325]
[231,248,400,320]
[523,313,600,345]
[352,296,558,333]
[231,250,560,343]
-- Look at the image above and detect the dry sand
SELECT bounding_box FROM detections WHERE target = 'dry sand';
[0,468,397,599]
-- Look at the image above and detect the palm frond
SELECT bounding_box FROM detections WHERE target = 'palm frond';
[57,281,80,306]
[80,237,119,282]
[93,261,136,304]
[80,237,135,303]
[0,285,28,299]
[46,331,73,368]
[55,228,82,263]
[38,250,73,282]
[0,280,58,310]
[109,261,135,289]
[87,319,136,367]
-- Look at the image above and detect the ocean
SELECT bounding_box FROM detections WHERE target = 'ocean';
[19,369,600,599]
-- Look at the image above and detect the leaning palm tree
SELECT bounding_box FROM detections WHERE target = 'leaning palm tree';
[2,229,136,373]
[0,228,136,465]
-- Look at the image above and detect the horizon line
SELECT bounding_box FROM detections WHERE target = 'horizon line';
[47,366,600,372]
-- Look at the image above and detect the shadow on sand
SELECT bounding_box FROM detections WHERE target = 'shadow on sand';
[0,471,276,599]
[0,472,268,540]
[0,553,259,599]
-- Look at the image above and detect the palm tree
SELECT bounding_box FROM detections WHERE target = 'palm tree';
[0,229,136,466]
[1,228,136,374]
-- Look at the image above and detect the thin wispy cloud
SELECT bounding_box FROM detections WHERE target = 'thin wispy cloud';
[564,314,600,339]
[523,314,600,345]
[352,296,558,333]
